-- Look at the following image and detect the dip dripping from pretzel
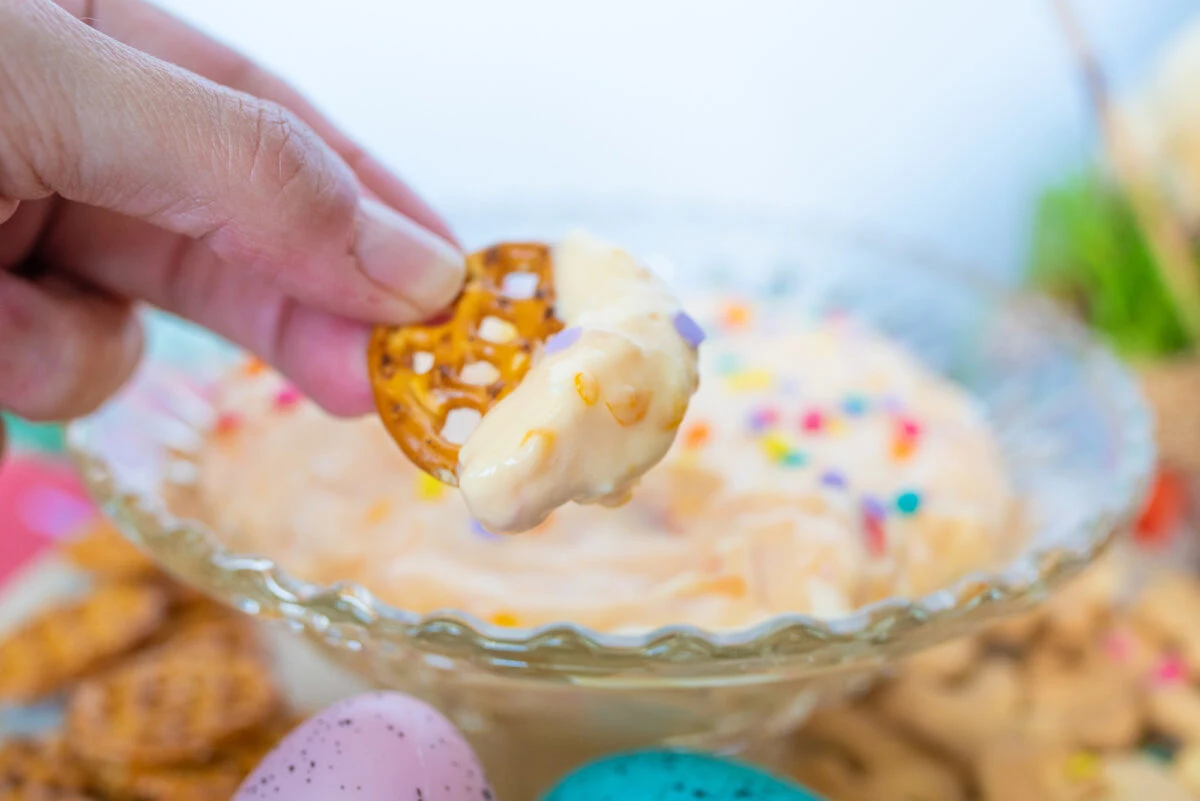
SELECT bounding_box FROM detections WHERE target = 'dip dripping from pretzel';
[369,230,703,534]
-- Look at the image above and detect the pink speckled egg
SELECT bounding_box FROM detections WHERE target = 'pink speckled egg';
[234,692,492,801]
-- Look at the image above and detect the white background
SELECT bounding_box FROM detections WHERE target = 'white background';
[156,0,1196,280]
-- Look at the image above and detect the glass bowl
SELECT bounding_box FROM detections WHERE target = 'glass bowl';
[68,202,1154,801]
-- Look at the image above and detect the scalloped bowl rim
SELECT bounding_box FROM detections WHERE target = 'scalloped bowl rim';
[66,208,1155,664]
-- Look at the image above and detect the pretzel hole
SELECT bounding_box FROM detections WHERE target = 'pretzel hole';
[411,351,434,375]
[501,271,540,300]
[460,361,501,386]
[442,407,482,445]
[479,316,518,344]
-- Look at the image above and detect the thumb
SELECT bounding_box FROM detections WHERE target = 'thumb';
[0,0,463,322]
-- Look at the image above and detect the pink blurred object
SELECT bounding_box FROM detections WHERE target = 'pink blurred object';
[234,692,492,801]
[0,454,95,585]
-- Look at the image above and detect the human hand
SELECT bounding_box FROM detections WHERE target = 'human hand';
[0,0,465,424]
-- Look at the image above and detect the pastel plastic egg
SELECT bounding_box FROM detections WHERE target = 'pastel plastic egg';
[233,692,492,801]
[543,750,826,801]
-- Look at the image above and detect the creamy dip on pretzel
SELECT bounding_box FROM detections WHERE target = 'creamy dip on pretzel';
[457,231,701,532]
[191,267,1018,633]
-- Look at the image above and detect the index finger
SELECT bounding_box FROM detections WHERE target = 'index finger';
[56,0,458,246]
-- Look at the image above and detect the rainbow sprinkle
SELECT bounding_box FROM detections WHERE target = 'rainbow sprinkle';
[779,450,807,468]
[840,395,868,416]
[720,301,751,330]
[1064,752,1099,782]
[1151,654,1187,687]
[214,412,242,436]
[714,352,741,376]
[760,433,791,462]
[895,490,922,516]
[724,369,774,392]
[747,406,780,432]
[415,472,446,501]
[274,384,303,410]
[800,409,825,433]
[489,611,521,627]
[820,470,847,489]
[864,515,886,557]
[682,421,711,449]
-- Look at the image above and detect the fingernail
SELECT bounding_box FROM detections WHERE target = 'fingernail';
[355,197,465,314]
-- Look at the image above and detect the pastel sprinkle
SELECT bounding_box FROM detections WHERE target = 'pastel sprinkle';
[896,417,923,439]
[747,406,780,432]
[489,611,521,627]
[274,384,303,409]
[724,369,774,392]
[761,433,791,461]
[363,500,391,526]
[682,422,711,449]
[714,353,741,376]
[841,395,868,416]
[895,490,922,515]
[1141,741,1176,763]
[574,371,600,406]
[720,301,751,329]
[672,310,706,348]
[779,450,807,468]
[879,394,905,413]
[891,435,917,461]
[1152,654,1187,687]
[863,496,887,520]
[241,357,267,376]
[415,472,446,501]
[864,515,886,557]
[470,519,500,540]
[820,470,847,489]
[800,410,825,433]
[1064,752,1099,782]
[214,412,242,435]
[544,326,582,355]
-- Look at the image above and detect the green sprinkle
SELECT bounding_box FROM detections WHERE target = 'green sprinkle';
[715,352,741,376]
[780,450,807,468]
[896,490,921,515]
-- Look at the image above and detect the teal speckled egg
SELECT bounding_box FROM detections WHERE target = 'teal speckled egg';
[543,750,826,801]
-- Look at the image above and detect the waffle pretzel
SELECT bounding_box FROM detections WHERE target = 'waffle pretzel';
[368,242,563,484]
[64,652,280,766]
[0,583,167,703]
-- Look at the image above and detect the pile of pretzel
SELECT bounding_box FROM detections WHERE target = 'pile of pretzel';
[0,520,298,801]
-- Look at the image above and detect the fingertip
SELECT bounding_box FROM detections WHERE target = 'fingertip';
[270,309,376,419]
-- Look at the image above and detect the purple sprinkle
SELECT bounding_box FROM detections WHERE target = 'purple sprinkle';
[470,519,500,540]
[878,394,905,413]
[543,327,582,356]
[672,310,706,348]
[862,496,887,520]
[820,470,847,489]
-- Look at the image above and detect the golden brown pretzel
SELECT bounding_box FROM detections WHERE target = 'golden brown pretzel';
[368,242,563,484]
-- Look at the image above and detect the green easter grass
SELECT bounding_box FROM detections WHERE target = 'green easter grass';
[1026,171,1199,361]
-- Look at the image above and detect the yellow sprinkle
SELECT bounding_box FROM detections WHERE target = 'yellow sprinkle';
[363,500,392,525]
[415,472,446,501]
[761,433,791,461]
[574,371,599,406]
[490,611,521,627]
[662,397,689,431]
[1064,752,1099,782]
[520,429,557,464]
[724,369,773,392]
[605,389,651,427]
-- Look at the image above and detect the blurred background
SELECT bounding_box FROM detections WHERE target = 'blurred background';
[155,0,1194,280]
